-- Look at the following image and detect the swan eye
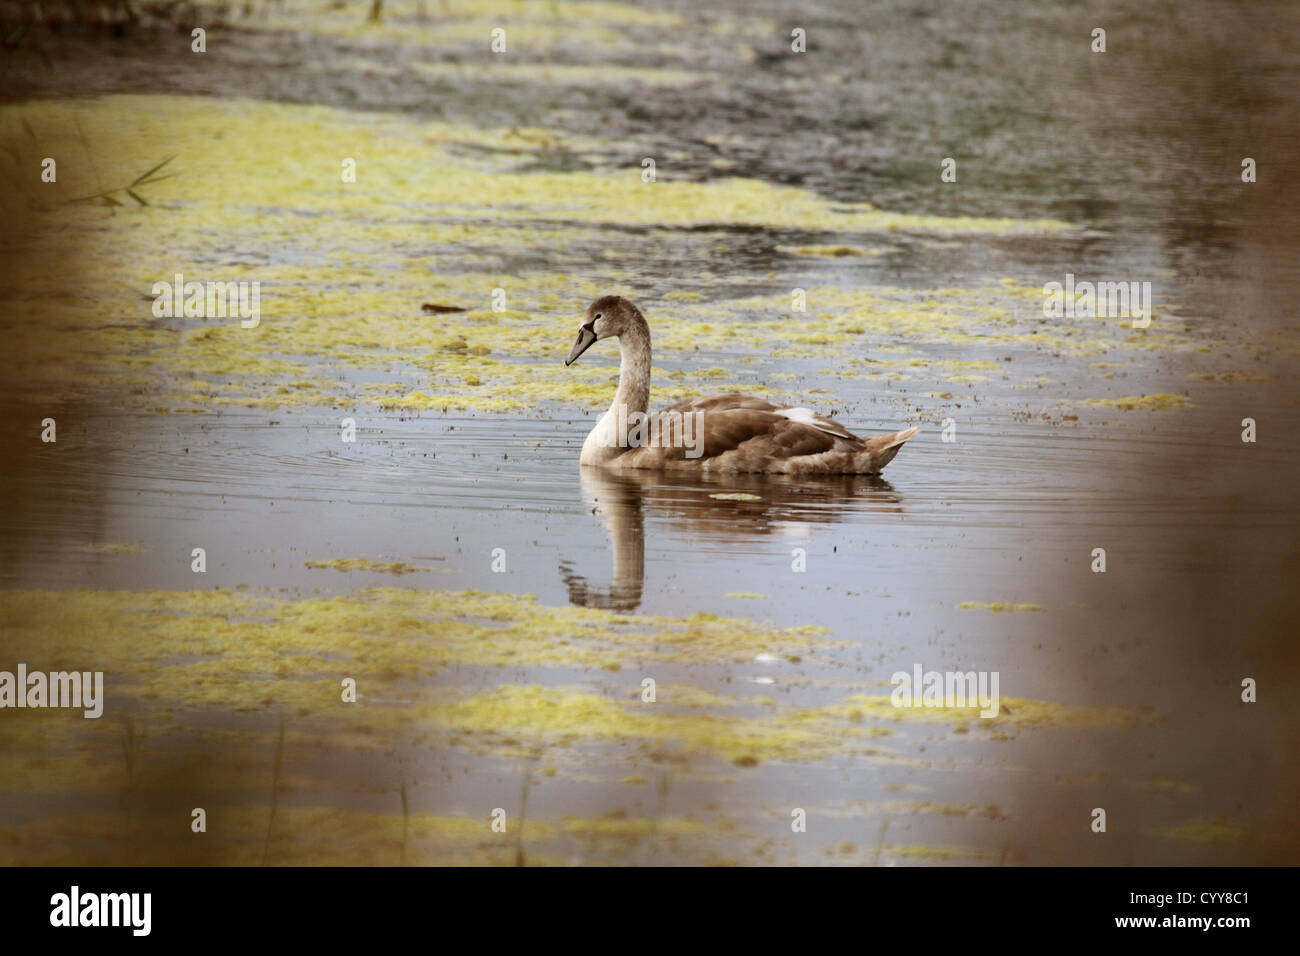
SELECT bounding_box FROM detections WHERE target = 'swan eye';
[594,313,603,320]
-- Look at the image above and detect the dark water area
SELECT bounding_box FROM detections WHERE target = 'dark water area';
[0,0,1297,865]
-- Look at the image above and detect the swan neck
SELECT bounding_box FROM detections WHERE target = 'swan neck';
[612,320,651,417]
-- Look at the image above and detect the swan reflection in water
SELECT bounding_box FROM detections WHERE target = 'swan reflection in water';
[559,466,905,611]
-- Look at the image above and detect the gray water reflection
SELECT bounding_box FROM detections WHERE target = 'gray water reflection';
[563,467,902,612]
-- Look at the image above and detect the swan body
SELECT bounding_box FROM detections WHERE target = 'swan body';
[565,296,918,475]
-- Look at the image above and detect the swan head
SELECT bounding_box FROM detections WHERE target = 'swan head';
[565,295,637,366]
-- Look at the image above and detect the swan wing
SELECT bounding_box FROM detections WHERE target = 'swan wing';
[618,403,859,466]
[661,393,858,440]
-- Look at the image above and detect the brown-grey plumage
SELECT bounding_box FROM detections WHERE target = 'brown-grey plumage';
[565,296,918,475]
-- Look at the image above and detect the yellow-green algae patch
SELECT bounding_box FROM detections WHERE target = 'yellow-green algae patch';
[884,845,998,861]
[1084,394,1191,411]
[817,799,1005,820]
[804,693,1144,729]
[304,558,448,576]
[562,812,711,840]
[0,587,834,726]
[420,684,852,766]
[0,585,1161,862]
[958,601,1043,613]
[0,803,736,866]
[1159,819,1250,845]
[420,682,1150,767]
[1,95,1079,414]
[1189,372,1272,384]
[0,806,496,866]
[2,587,1149,787]
[780,244,883,258]
[912,802,1006,820]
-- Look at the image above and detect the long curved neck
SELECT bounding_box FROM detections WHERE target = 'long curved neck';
[611,310,651,417]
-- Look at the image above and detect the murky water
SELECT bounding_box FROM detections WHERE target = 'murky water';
[1,0,1298,865]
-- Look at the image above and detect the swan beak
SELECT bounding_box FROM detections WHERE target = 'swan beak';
[565,325,597,366]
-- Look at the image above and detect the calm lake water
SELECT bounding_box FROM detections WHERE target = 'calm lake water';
[1,0,1297,865]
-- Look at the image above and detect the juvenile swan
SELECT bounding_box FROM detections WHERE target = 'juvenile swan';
[564,296,918,474]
